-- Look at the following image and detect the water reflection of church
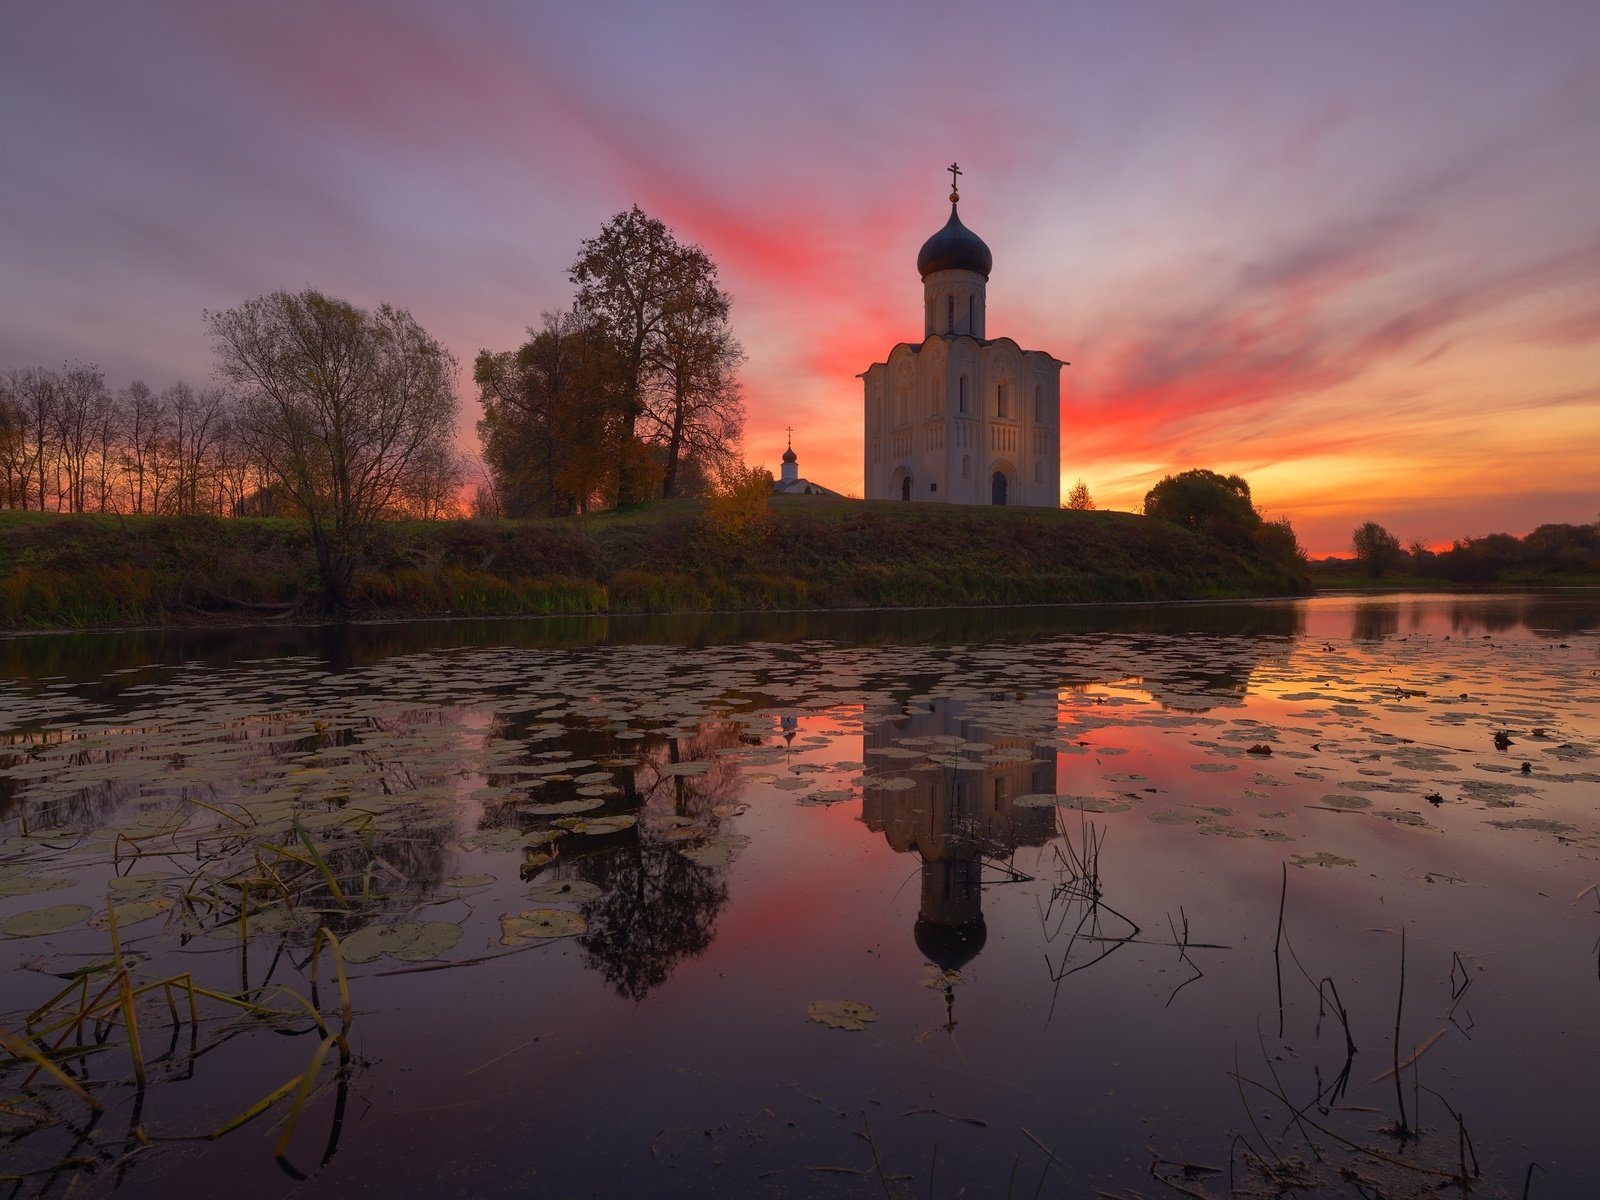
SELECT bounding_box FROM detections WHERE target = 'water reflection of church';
[861,700,1057,970]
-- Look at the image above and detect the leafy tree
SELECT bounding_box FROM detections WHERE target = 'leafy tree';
[1254,515,1307,568]
[1064,479,1094,510]
[1351,520,1404,576]
[570,206,738,502]
[475,309,633,517]
[1143,469,1257,545]
[206,289,460,610]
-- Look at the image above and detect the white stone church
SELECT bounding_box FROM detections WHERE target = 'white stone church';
[862,169,1063,506]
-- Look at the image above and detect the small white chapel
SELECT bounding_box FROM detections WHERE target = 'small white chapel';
[861,166,1063,506]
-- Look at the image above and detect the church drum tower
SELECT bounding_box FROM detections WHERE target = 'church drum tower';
[861,166,1063,506]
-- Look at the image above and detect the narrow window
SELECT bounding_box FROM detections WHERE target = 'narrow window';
[968,294,975,332]
[962,455,971,479]
[947,296,954,333]
[1034,385,1043,423]
[1034,460,1042,483]
[997,382,1008,419]
[958,376,968,413]
[929,481,937,493]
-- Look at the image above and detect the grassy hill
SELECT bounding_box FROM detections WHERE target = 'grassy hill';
[0,497,1309,629]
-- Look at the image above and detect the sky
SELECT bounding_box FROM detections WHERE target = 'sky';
[2,0,1597,555]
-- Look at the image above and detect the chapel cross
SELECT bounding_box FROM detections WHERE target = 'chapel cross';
[786,425,793,446]
[947,161,962,198]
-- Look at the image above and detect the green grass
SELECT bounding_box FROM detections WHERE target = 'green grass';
[0,499,1311,629]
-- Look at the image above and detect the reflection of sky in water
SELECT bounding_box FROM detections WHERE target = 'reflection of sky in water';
[0,594,1597,1197]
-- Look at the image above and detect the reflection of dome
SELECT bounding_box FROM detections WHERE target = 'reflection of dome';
[914,914,987,972]
[916,204,993,279]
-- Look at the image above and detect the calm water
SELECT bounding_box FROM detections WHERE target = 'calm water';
[2,594,1597,1197]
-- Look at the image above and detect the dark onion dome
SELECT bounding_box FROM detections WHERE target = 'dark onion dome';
[914,914,987,972]
[782,445,797,464]
[917,203,992,279]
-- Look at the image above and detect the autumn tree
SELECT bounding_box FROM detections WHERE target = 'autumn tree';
[570,206,740,502]
[1064,479,1094,510]
[704,462,773,544]
[207,289,460,610]
[1351,520,1403,576]
[476,309,631,517]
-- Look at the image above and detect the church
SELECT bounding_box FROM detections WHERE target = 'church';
[862,166,1063,506]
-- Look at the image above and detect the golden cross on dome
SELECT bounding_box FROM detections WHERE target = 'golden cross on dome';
[947,161,962,201]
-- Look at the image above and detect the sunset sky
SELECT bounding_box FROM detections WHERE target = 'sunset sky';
[3,1,1597,554]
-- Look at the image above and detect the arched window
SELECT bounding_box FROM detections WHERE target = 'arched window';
[1034,460,1042,483]
[946,296,954,333]
[968,295,975,332]
[962,454,971,479]
[958,376,968,413]
[1034,385,1043,423]
[997,382,1008,419]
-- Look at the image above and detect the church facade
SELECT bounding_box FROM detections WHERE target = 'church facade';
[862,170,1063,506]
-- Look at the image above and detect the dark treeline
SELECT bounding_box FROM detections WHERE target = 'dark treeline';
[0,363,459,521]
[1333,518,1600,582]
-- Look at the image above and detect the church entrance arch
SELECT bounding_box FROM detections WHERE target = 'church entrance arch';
[989,460,1016,506]
[892,467,912,501]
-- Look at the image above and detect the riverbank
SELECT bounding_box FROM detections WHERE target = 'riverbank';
[0,498,1310,629]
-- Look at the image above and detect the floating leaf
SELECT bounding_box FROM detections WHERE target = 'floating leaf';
[500,908,586,943]
[808,999,878,1031]
[2,904,92,937]
[0,873,74,898]
[443,873,496,888]
[1291,852,1357,869]
[524,879,605,902]
[89,898,172,929]
[679,834,751,868]
[523,796,605,816]
[552,814,637,836]
[1488,817,1575,834]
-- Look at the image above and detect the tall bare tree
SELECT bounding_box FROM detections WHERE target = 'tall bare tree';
[117,380,167,514]
[206,289,459,610]
[646,312,745,498]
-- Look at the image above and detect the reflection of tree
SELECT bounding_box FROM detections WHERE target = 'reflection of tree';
[571,842,727,1001]
[500,721,745,1001]
[861,700,1056,971]
[1351,603,1401,642]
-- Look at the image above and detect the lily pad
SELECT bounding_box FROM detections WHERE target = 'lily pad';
[679,833,751,868]
[0,873,74,898]
[553,814,638,836]
[1291,852,1357,869]
[442,873,496,888]
[500,908,587,943]
[341,920,464,964]
[525,879,605,902]
[522,797,604,816]
[808,998,879,1031]
[89,898,173,929]
[2,904,93,937]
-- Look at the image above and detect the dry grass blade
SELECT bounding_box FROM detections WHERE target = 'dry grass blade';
[275,1034,338,1160]
[209,1072,305,1139]
[0,1025,102,1112]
